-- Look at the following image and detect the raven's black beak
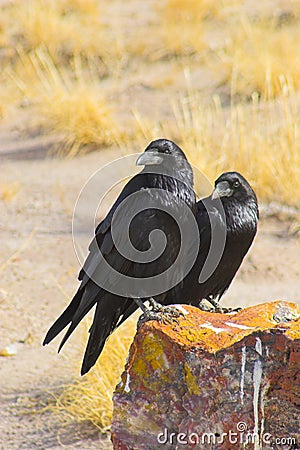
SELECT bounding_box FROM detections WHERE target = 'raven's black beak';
[136,150,164,166]
[212,181,233,199]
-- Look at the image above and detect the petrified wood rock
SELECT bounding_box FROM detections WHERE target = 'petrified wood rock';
[111,301,300,450]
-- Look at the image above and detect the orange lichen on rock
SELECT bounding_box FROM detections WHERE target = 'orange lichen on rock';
[111,301,300,450]
[148,301,300,353]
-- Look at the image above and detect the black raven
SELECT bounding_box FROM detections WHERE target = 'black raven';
[109,171,258,327]
[162,171,259,311]
[43,139,196,374]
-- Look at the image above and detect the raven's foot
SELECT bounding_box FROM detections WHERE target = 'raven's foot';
[137,298,184,327]
[198,300,215,312]
[137,310,164,327]
[199,299,241,314]
[149,298,185,323]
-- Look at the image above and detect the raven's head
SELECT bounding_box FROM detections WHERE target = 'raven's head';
[136,139,187,167]
[212,171,259,231]
[136,138,193,185]
[212,172,257,204]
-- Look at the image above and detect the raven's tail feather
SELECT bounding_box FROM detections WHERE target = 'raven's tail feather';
[81,295,125,375]
[43,281,100,348]
[57,282,100,352]
[43,281,138,375]
[43,288,83,346]
[113,301,139,330]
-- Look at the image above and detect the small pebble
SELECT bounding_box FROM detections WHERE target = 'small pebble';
[0,344,17,356]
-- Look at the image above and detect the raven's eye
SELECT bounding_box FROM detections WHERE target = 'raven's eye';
[233,180,240,188]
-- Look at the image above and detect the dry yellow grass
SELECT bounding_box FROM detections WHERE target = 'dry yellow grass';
[52,317,137,430]
[218,17,300,98]
[3,0,103,62]
[0,182,20,202]
[160,0,242,55]
[2,0,125,74]
[160,0,206,55]
[170,86,300,206]
[1,0,128,153]
[159,2,300,99]
[2,0,300,155]
[8,49,127,155]
[133,80,300,206]
[0,9,9,48]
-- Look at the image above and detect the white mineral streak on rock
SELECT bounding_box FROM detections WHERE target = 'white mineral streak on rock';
[253,337,263,450]
[162,353,170,369]
[240,345,247,405]
[174,305,189,315]
[124,372,131,393]
[225,322,253,330]
[199,322,227,334]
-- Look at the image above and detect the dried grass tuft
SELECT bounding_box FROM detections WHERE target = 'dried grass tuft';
[51,317,137,430]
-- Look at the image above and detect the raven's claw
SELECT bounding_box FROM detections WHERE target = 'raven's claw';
[137,310,163,327]
[199,299,241,314]
[137,298,184,327]
[213,306,242,314]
